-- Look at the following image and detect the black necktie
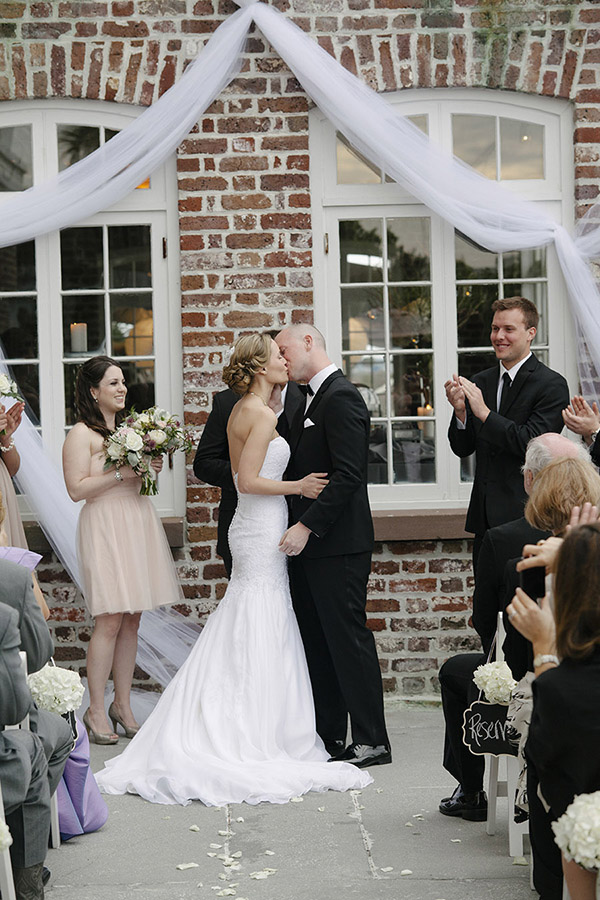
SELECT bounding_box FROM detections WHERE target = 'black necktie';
[499,371,512,414]
[306,384,314,396]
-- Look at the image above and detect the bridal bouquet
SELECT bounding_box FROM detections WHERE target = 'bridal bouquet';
[552,791,600,870]
[27,664,84,715]
[0,820,12,852]
[473,661,517,705]
[104,406,194,495]
[0,373,23,404]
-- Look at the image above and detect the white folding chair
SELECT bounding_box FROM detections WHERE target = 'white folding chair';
[485,614,529,858]
[0,781,17,900]
[6,652,60,849]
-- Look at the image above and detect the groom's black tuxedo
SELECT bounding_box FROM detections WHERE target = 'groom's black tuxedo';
[286,369,388,750]
[193,384,304,576]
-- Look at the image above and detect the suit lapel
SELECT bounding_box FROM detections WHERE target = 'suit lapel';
[478,368,499,414]
[303,370,343,421]
[499,355,537,417]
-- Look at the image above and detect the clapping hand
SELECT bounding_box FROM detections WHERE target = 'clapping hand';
[0,401,24,438]
[444,374,466,421]
[562,395,600,443]
[458,376,490,422]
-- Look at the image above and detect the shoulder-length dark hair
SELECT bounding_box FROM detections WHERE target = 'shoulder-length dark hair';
[554,522,600,661]
[74,356,124,438]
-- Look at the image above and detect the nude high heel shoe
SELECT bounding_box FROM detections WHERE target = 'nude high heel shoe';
[108,701,140,738]
[82,709,119,745]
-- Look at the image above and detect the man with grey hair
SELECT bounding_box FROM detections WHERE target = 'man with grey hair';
[438,432,583,822]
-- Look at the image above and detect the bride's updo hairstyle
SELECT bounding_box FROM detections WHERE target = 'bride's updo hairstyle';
[223,333,271,396]
[75,355,125,438]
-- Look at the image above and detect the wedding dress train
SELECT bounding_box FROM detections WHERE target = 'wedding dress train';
[95,436,372,805]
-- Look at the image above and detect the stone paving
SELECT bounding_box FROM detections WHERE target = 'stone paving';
[46,704,534,900]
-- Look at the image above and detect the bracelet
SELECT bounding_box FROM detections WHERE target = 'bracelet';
[114,469,123,482]
[590,429,600,445]
[533,653,559,668]
[0,438,15,453]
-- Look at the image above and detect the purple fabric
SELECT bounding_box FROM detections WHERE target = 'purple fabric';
[56,717,109,840]
[0,546,42,571]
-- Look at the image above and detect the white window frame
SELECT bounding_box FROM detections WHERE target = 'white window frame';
[0,99,184,517]
[309,88,576,511]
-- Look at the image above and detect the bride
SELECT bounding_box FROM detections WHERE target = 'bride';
[95,333,372,805]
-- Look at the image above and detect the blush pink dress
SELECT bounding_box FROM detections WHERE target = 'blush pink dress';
[76,448,182,617]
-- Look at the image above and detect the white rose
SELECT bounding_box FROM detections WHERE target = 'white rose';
[148,429,167,445]
[0,374,10,393]
[107,442,122,459]
[137,413,151,426]
[125,431,143,452]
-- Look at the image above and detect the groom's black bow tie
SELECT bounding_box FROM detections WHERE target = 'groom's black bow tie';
[298,384,314,397]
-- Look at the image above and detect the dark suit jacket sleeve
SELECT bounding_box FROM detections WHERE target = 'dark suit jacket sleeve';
[299,388,369,538]
[0,605,34,725]
[526,669,575,818]
[471,529,501,652]
[193,393,235,493]
[448,409,477,458]
[18,572,53,675]
[591,433,600,468]
[477,370,569,458]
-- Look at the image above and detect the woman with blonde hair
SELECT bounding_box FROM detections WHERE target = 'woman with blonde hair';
[96,332,372,805]
[524,456,600,536]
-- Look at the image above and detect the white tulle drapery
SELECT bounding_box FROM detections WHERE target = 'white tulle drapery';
[2,0,600,690]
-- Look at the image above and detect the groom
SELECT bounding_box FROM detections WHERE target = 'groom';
[276,324,390,767]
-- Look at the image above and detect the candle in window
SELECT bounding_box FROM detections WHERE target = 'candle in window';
[417,404,434,440]
[70,323,88,353]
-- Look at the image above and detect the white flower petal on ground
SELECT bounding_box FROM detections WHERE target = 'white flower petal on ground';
[512,857,528,866]
[405,823,414,827]
[264,850,274,856]
[209,844,222,849]
[450,839,462,843]
[400,869,413,876]
[176,862,199,870]
[381,866,394,872]
[231,851,242,858]
[189,825,200,832]
[235,817,244,823]
[376,788,384,793]
[317,807,325,812]
[218,830,234,836]
[207,853,217,858]
[290,796,303,802]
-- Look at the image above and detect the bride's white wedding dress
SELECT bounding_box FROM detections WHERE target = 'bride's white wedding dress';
[95,436,372,805]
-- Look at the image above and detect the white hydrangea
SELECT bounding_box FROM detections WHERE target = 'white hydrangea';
[0,820,12,852]
[473,660,517,704]
[27,664,84,715]
[553,792,600,871]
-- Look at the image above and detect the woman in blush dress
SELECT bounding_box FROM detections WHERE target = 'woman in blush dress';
[0,398,28,548]
[95,334,372,806]
[63,356,181,746]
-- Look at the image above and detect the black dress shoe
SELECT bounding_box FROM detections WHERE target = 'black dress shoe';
[439,784,487,821]
[42,866,51,886]
[330,742,392,768]
[324,739,345,758]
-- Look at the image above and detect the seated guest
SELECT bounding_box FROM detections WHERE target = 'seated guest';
[0,603,51,900]
[509,523,600,900]
[439,434,586,824]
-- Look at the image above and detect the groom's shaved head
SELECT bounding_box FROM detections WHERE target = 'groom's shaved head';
[278,324,326,350]
[275,324,330,382]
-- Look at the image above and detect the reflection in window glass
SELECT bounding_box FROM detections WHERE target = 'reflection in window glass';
[457,283,501,348]
[452,114,496,179]
[503,246,546,280]
[387,218,430,282]
[367,422,388,485]
[393,424,436,484]
[0,297,37,359]
[502,283,548,343]
[339,220,383,283]
[57,125,100,171]
[336,133,381,185]
[343,354,387,417]
[390,353,433,417]
[111,293,154,357]
[117,360,155,412]
[341,287,384,353]
[61,228,104,290]
[455,233,498,280]
[407,115,429,135]
[0,241,36,292]
[108,226,152,288]
[389,287,431,350]
[500,118,544,180]
[0,126,33,192]
[10,364,40,421]
[62,295,105,356]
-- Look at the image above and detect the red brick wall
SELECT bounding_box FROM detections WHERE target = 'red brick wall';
[2,0,598,697]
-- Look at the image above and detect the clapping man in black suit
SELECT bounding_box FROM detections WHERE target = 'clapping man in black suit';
[276,324,390,768]
[193,380,304,576]
[446,296,569,567]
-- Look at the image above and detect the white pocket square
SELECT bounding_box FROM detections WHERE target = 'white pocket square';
[304,417,315,428]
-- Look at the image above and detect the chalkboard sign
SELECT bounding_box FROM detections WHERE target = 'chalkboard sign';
[462,700,518,758]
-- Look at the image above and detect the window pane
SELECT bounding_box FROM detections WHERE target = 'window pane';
[111,294,153,357]
[502,283,548,344]
[500,118,544,180]
[0,241,36,292]
[116,360,155,412]
[389,286,431,350]
[452,114,496,179]
[457,350,497,380]
[336,134,381,185]
[390,353,433,417]
[57,125,100,171]
[457,283,499,348]
[503,246,546,279]
[339,220,383,283]
[341,287,384,353]
[108,226,152,288]
[407,115,428,135]
[10,364,39,421]
[368,422,388,485]
[393,423,436,484]
[62,295,105,356]
[387,218,430,282]
[0,126,33,192]
[61,228,104,290]
[455,233,498,280]
[343,354,387,417]
[0,297,37,359]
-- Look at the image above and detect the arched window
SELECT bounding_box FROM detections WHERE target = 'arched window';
[0,100,183,516]
[309,89,576,510]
